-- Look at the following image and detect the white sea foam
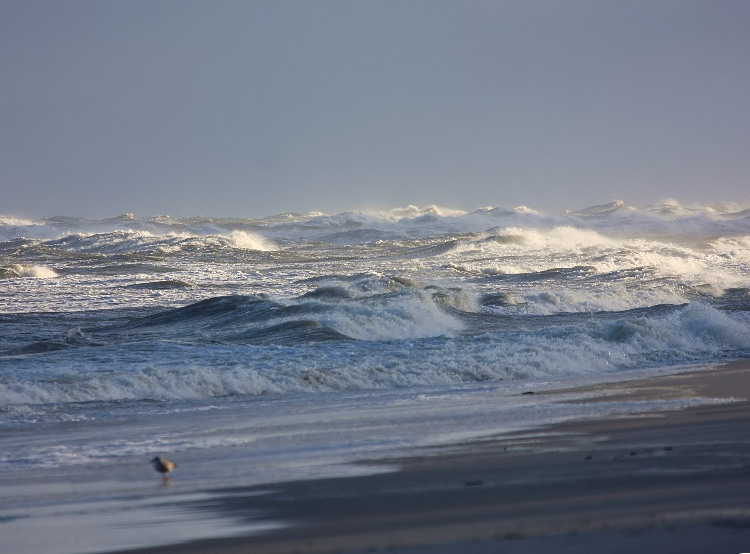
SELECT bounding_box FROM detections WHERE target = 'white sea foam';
[440,221,748,315]
[0,215,39,226]
[1,199,749,554]
[0,200,748,401]
[321,199,750,239]
[2,264,58,279]
[315,288,467,341]
[224,230,277,251]
[2,199,748,246]
[2,303,747,407]
[370,204,468,221]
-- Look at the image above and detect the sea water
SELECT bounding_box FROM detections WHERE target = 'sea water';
[1,200,749,552]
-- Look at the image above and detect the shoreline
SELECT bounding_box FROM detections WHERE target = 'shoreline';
[115,360,750,553]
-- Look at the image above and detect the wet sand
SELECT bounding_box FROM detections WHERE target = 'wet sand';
[117,361,750,554]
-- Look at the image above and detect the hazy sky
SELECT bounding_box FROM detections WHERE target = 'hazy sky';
[2,0,749,218]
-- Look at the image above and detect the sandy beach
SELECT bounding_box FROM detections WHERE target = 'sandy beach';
[114,360,750,554]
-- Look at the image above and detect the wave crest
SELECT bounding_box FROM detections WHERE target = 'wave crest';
[113,275,471,344]
[0,264,57,279]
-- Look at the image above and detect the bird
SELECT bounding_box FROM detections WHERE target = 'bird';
[150,456,177,483]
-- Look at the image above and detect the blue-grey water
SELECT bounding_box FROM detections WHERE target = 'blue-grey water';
[1,201,749,552]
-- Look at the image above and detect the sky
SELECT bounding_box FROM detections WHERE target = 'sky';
[1,0,749,219]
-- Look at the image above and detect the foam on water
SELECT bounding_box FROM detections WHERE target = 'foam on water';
[0,264,58,279]
[456,227,741,285]
[1,199,749,554]
[1,199,749,434]
[225,229,277,251]
[3,199,750,240]
[1,299,747,407]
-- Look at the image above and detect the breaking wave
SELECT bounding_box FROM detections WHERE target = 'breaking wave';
[110,275,471,343]
[1,199,749,407]
[3,199,750,244]
[0,264,57,279]
[1,296,748,405]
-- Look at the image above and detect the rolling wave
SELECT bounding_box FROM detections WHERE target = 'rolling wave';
[108,275,471,344]
[3,199,750,244]
[1,301,748,406]
[0,264,57,279]
[1,199,749,407]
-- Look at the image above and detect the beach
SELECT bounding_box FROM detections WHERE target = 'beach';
[116,360,750,554]
[2,206,749,553]
[4,0,750,548]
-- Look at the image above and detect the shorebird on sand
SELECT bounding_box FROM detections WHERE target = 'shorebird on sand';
[150,456,177,483]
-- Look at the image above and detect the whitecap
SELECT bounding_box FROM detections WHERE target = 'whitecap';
[1,264,58,279]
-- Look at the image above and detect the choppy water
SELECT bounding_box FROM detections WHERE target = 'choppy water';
[1,200,750,552]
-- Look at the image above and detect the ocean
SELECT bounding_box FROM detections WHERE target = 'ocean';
[2,200,749,553]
